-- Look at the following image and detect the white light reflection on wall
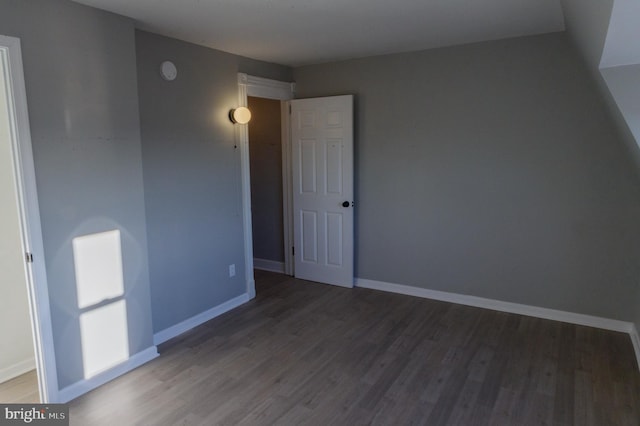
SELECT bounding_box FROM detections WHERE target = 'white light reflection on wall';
[72,230,129,379]
[73,230,124,309]
[79,300,129,379]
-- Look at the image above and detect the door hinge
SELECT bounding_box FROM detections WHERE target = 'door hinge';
[292,246,295,256]
[289,104,292,114]
[25,252,33,263]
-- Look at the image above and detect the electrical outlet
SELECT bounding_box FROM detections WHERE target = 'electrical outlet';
[229,264,236,277]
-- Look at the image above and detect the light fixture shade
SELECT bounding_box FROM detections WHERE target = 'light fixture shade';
[229,107,252,124]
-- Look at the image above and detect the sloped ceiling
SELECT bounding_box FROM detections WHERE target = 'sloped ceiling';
[72,0,565,66]
[600,0,640,68]
[560,0,640,157]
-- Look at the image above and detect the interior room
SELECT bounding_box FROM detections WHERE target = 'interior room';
[0,0,639,424]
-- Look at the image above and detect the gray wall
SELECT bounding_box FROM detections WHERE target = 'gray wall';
[601,65,640,157]
[559,1,640,332]
[636,286,640,336]
[636,284,640,336]
[559,0,614,68]
[560,0,640,171]
[294,32,640,321]
[600,64,640,335]
[0,0,154,389]
[135,31,291,333]
[248,96,284,263]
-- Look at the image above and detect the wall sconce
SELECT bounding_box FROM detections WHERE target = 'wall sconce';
[229,107,252,124]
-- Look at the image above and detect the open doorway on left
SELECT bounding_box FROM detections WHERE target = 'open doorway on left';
[0,70,39,403]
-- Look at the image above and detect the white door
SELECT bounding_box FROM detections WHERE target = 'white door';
[291,95,354,287]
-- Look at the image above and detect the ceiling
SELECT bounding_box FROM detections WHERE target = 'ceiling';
[72,0,566,67]
[600,0,640,69]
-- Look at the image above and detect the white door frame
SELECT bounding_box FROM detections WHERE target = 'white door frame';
[1,35,58,402]
[237,73,295,298]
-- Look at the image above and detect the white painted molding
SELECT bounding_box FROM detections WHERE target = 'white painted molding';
[237,73,295,296]
[247,277,256,300]
[630,324,640,372]
[0,357,35,384]
[253,258,286,274]
[245,74,296,100]
[0,34,58,403]
[237,74,255,300]
[355,278,635,334]
[153,293,250,346]
[281,101,294,276]
[57,346,158,403]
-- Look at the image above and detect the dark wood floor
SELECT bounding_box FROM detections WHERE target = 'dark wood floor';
[70,271,640,425]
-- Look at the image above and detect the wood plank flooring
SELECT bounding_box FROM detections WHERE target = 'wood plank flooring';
[0,370,40,403]
[69,271,640,425]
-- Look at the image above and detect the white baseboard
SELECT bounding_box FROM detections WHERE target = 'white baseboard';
[153,293,250,346]
[253,258,285,274]
[57,346,158,403]
[248,278,256,300]
[0,357,35,384]
[355,278,635,334]
[630,324,640,372]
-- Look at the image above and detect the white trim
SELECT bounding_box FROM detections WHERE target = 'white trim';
[253,258,285,274]
[281,101,294,276]
[359,278,640,370]
[57,347,158,403]
[0,34,58,402]
[153,293,250,345]
[237,73,295,294]
[355,278,635,333]
[0,357,35,384]
[237,74,255,299]
[630,324,640,372]
[244,74,296,101]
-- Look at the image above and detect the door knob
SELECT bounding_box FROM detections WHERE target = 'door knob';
[342,201,350,208]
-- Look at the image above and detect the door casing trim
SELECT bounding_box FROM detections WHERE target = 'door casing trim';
[236,73,295,297]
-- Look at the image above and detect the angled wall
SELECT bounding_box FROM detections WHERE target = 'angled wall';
[559,0,615,69]
[600,0,640,69]
[601,65,640,149]
[561,0,640,338]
